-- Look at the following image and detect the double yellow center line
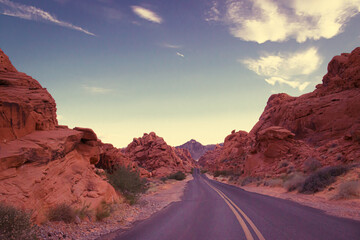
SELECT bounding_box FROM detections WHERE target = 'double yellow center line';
[203,179,265,240]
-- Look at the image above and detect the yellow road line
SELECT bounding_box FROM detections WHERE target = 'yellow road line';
[204,180,254,240]
[203,179,265,240]
[221,192,265,240]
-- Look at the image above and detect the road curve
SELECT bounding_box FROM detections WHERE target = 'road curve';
[108,169,360,240]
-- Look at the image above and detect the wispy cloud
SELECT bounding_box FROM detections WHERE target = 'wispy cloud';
[163,43,182,49]
[131,6,162,24]
[0,0,95,36]
[83,85,113,94]
[206,0,360,43]
[241,48,322,91]
[176,52,185,58]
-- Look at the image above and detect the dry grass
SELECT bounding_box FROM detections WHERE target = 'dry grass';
[333,181,360,200]
[300,165,349,194]
[283,173,306,192]
[264,178,283,187]
[48,203,76,223]
[0,203,37,240]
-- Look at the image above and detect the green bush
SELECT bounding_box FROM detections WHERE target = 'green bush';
[48,203,76,223]
[333,181,360,200]
[160,177,167,183]
[168,171,186,181]
[0,203,37,240]
[107,165,148,205]
[299,166,349,194]
[200,169,208,174]
[96,201,111,221]
[190,168,194,174]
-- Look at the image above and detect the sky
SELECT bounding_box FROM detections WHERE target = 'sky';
[1,0,360,148]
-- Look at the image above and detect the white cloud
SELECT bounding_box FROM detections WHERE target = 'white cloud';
[0,0,95,36]
[205,1,220,22]
[131,6,162,24]
[163,43,182,49]
[207,0,360,43]
[241,48,322,91]
[83,85,113,94]
[176,52,185,58]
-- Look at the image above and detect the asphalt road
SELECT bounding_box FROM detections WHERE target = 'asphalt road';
[109,169,360,240]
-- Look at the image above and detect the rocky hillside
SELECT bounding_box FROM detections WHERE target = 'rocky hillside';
[0,49,122,222]
[200,47,360,176]
[176,139,217,160]
[124,132,196,177]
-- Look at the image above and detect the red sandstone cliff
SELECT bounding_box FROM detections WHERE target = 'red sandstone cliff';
[200,47,360,176]
[0,49,120,222]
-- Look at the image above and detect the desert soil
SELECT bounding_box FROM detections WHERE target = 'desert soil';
[36,175,193,240]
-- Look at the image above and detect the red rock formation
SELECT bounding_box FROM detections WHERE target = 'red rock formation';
[124,132,195,177]
[96,143,150,177]
[0,49,57,142]
[201,47,360,176]
[0,49,119,223]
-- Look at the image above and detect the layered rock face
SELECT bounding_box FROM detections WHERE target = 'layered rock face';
[200,47,360,176]
[124,132,195,177]
[176,139,217,160]
[0,49,119,222]
[0,49,57,142]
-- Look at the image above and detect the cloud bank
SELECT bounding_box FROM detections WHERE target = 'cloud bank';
[131,6,162,23]
[241,48,322,91]
[0,0,95,36]
[206,0,360,43]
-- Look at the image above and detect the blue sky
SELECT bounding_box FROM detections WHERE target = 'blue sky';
[1,0,360,147]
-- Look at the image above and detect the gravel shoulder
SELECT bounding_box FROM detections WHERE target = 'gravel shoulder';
[36,175,193,240]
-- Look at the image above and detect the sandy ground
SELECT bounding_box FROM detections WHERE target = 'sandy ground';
[205,173,360,221]
[36,175,193,240]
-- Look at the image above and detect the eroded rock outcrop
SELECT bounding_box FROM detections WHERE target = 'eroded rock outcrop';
[0,49,120,222]
[124,132,195,177]
[0,49,57,142]
[200,47,360,176]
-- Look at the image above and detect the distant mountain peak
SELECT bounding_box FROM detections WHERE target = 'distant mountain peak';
[176,139,218,160]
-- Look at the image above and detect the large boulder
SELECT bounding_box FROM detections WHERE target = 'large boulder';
[124,132,195,177]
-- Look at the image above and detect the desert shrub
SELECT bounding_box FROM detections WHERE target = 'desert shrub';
[168,171,186,181]
[160,177,167,183]
[107,165,148,205]
[190,168,194,174]
[284,173,306,191]
[48,203,76,223]
[333,181,360,200]
[75,202,92,220]
[200,169,208,174]
[303,157,322,173]
[0,203,37,240]
[240,176,261,186]
[264,178,283,187]
[96,201,111,221]
[299,165,349,194]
